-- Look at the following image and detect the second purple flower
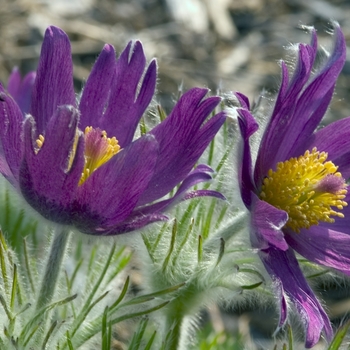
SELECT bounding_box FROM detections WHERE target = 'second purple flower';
[236,24,350,348]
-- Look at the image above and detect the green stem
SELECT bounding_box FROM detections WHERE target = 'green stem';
[163,284,198,350]
[164,304,184,350]
[36,227,70,311]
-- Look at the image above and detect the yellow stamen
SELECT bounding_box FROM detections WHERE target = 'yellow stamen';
[35,134,45,151]
[260,148,347,233]
[79,126,121,185]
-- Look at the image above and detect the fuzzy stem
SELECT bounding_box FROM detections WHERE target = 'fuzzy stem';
[166,319,182,349]
[164,301,186,350]
[163,283,198,350]
[36,227,70,311]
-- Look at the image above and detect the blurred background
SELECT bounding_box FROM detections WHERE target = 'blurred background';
[1,0,350,116]
[1,0,350,348]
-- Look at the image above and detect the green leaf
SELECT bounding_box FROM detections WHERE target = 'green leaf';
[287,324,293,350]
[109,276,130,312]
[144,331,157,350]
[66,244,116,343]
[120,282,185,308]
[172,218,194,266]
[101,306,111,350]
[73,301,169,348]
[19,294,77,346]
[240,281,263,290]
[41,320,58,350]
[128,317,149,350]
[327,319,350,350]
[23,238,35,294]
[66,331,74,350]
[215,238,225,267]
[162,220,177,272]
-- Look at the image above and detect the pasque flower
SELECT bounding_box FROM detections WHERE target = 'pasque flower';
[7,67,36,115]
[236,25,350,347]
[0,26,226,235]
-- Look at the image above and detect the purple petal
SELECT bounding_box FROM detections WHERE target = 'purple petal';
[136,164,225,215]
[234,92,250,109]
[8,68,36,115]
[30,26,75,134]
[251,195,289,251]
[254,43,315,184]
[73,134,158,231]
[20,106,84,224]
[237,108,258,208]
[7,67,21,98]
[259,247,332,348]
[274,62,289,106]
[87,212,169,236]
[253,27,345,186]
[282,26,346,160]
[100,41,157,147]
[79,44,116,129]
[138,88,225,205]
[0,86,25,185]
[0,141,12,185]
[302,116,350,178]
[286,225,350,277]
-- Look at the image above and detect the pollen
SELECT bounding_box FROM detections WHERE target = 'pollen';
[260,148,348,233]
[35,134,45,153]
[79,126,121,185]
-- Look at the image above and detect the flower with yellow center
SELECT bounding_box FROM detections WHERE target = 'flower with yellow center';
[260,148,347,233]
[5,23,226,240]
[236,25,350,349]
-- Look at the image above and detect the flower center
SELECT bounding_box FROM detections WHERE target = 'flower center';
[35,127,121,185]
[259,148,347,233]
[79,126,120,185]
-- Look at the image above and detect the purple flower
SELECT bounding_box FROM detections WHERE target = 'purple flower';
[236,25,350,347]
[7,67,36,115]
[0,26,226,235]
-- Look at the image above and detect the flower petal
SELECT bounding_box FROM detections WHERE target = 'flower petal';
[302,116,350,178]
[88,212,169,236]
[237,108,259,208]
[73,134,158,232]
[286,225,350,276]
[251,195,289,251]
[30,26,75,134]
[101,41,157,147]
[7,68,21,98]
[0,86,25,185]
[136,164,225,215]
[7,68,36,115]
[283,25,346,160]
[79,44,116,129]
[138,88,225,205]
[234,92,250,110]
[259,247,332,348]
[254,42,315,183]
[19,105,84,224]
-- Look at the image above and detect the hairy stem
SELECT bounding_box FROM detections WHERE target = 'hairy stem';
[36,227,70,311]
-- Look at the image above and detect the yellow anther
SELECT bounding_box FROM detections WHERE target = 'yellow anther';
[35,134,45,149]
[260,148,347,232]
[79,126,121,185]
